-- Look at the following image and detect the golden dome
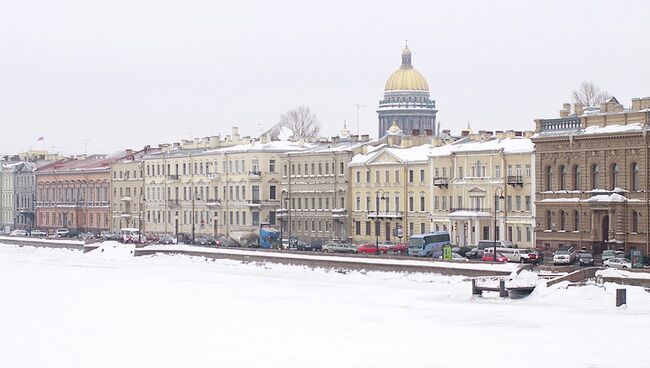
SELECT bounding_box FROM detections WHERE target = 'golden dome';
[384,46,429,91]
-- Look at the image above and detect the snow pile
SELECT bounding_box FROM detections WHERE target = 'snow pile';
[597,268,650,280]
[85,241,135,260]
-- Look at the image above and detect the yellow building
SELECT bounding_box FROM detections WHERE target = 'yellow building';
[348,126,436,244]
[429,131,536,248]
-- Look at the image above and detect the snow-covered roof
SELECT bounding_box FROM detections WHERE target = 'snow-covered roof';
[349,143,432,166]
[533,122,647,139]
[207,140,315,154]
[428,137,534,157]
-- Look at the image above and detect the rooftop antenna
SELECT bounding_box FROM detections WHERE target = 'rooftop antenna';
[353,104,366,136]
[82,139,91,155]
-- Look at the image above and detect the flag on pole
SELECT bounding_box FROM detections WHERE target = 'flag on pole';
[36,137,44,141]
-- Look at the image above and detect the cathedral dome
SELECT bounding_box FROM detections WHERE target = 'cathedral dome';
[384,46,429,91]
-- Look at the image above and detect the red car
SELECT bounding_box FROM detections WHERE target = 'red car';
[482,253,508,262]
[357,243,389,254]
[391,243,408,255]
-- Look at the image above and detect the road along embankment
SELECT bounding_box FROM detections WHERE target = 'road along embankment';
[135,244,518,277]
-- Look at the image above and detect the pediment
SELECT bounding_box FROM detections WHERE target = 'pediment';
[468,185,486,193]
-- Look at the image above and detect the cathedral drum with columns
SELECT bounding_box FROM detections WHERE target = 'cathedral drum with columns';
[377,45,438,138]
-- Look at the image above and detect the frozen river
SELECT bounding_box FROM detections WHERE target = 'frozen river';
[0,243,648,368]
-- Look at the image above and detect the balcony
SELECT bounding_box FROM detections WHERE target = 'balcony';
[248,171,261,180]
[247,199,261,207]
[166,174,180,181]
[507,175,524,187]
[206,173,219,180]
[167,199,180,208]
[367,211,403,219]
[120,196,132,202]
[433,177,449,188]
[331,208,348,219]
[206,199,222,207]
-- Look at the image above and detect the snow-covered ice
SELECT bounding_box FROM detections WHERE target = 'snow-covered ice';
[0,243,648,368]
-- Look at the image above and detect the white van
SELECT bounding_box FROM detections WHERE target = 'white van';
[484,247,522,262]
[119,228,141,243]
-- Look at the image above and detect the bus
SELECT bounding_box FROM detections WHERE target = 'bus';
[259,228,280,249]
[407,231,451,257]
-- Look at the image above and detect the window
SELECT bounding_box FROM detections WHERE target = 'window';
[458,167,463,179]
[420,195,425,211]
[409,196,414,211]
[375,171,380,183]
[356,196,361,211]
[546,210,552,230]
[506,196,512,211]
[525,164,531,178]
[409,170,414,183]
[591,164,599,190]
[355,221,361,236]
[420,223,426,234]
[515,196,521,211]
[356,171,360,183]
[395,170,400,183]
[495,165,501,179]
[340,162,344,175]
[545,166,553,191]
[420,170,425,182]
[574,210,580,232]
[632,211,639,233]
[560,211,566,231]
[610,163,619,189]
[385,170,390,182]
[573,165,581,191]
[269,185,276,200]
[365,221,371,236]
[559,165,567,190]
[525,196,531,211]
[632,163,640,191]
[366,170,370,183]
[434,196,439,210]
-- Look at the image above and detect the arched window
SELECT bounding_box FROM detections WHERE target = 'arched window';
[591,164,600,190]
[545,166,553,191]
[632,211,639,233]
[574,210,580,232]
[632,163,640,191]
[573,165,581,191]
[546,210,552,230]
[610,164,619,189]
[559,165,567,190]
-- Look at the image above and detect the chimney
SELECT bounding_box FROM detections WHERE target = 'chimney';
[360,134,370,142]
[574,102,584,116]
[560,103,571,117]
[351,135,359,143]
[331,136,340,144]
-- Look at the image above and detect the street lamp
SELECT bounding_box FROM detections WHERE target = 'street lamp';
[493,187,505,262]
[138,191,145,244]
[375,189,386,254]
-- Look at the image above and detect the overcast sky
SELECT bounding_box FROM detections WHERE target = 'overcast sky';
[1,1,649,155]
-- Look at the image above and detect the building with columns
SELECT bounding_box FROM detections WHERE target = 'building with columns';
[377,45,437,138]
[429,131,535,248]
[348,125,438,244]
[532,97,650,254]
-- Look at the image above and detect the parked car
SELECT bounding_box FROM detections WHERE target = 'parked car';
[216,235,237,247]
[78,232,97,240]
[322,241,357,254]
[579,252,594,266]
[55,228,70,237]
[477,240,516,250]
[603,258,632,269]
[195,236,217,246]
[391,243,409,255]
[294,240,313,251]
[601,250,616,262]
[9,229,28,237]
[30,229,47,237]
[357,243,389,254]
[482,253,508,262]
[452,246,474,257]
[465,247,484,259]
[553,247,576,265]
[519,249,539,264]
[158,235,177,245]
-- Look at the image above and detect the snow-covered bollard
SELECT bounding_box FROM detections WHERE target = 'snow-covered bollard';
[499,279,508,298]
[616,289,627,307]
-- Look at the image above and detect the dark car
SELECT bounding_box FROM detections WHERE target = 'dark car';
[579,252,594,266]
[452,246,474,257]
[465,247,484,259]
[158,235,177,245]
[195,236,217,246]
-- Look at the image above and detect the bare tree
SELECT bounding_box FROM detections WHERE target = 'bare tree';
[572,81,611,107]
[267,106,320,140]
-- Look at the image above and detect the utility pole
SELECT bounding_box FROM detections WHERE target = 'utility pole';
[353,104,366,137]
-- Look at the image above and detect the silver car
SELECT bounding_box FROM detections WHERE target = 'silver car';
[603,258,632,269]
[322,241,357,254]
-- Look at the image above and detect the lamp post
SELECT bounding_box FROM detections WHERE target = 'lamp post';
[375,189,386,254]
[493,187,505,262]
[280,191,287,247]
[138,191,145,244]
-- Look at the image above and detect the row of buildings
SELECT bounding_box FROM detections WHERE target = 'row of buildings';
[2,45,649,255]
